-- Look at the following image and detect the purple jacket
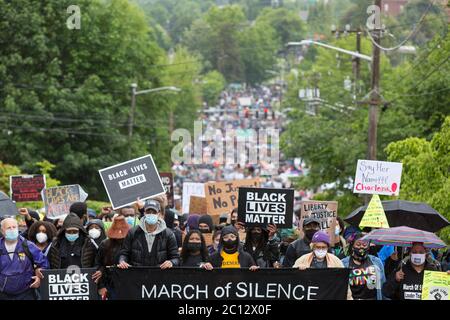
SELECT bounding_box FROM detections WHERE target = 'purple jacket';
[0,236,49,295]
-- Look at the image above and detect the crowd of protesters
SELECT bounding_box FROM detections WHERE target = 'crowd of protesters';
[0,195,449,300]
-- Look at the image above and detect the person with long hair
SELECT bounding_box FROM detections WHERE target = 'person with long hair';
[180,230,210,267]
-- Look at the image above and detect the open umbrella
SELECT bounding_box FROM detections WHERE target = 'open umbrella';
[344,200,449,232]
[0,191,18,217]
[360,226,446,249]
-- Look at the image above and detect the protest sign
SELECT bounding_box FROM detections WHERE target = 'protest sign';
[359,194,390,228]
[10,174,46,202]
[421,271,449,300]
[353,159,403,196]
[182,182,205,214]
[99,154,165,209]
[42,185,88,219]
[238,187,293,228]
[160,172,174,208]
[40,268,99,300]
[299,201,338,244]
[204,179,260,215]
[112,267,349,300]
[189,196,207,215]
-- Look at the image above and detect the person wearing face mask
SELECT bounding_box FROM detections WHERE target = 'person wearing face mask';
[27,221,57,257]
[0,218,49,300]
[382,242,441,300]
[341,234,385,300]
[243,225,280,268]
[180,230,210,267]
[164,208,183,248]
[282,217,320,268]
[117,199,180,270]
[85,219,106,253]
[208,229,222,255]
[331,217,347,259]
[48,213,97,272]
[293,231,353,300]
[198,215,214,234]
[209,226,258,270]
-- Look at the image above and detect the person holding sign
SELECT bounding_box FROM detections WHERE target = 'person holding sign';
[341,234,385,300]
[243,225,280,268]
[382,242,441,300]
[117,199,180,270]
[0,218,49,300]
[209,226,258,270]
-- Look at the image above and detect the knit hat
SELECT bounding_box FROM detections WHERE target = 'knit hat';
[311,230,330,246]
[86,219,105,231]
[187,214,200,230]
[198,215,214,231]
[61,213,86,234]
[107,216,130,239]
[70,202,87,219]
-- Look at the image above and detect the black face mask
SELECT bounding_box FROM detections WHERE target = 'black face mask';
[251,232,262,242]
[223,239,238,253]
[199,228,210,234]
[304,229,317,241]
[352,247,369,261]
[187,243,202,252]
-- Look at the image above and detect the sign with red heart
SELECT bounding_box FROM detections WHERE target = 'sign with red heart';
[353,160,403,196]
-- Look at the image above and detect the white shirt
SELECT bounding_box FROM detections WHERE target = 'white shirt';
[5,241,17,260]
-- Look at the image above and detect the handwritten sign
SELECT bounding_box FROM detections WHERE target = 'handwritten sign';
[10,174,46,202]
[299,201,338,244]
[42,185,88,219]
[359,194,390,228]
[353,160,402,196]
[204,179,259,215]
[182,183,205,214]
[422,271,449,300]
[160,173,174,208]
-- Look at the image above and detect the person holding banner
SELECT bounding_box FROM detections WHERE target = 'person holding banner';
[117,199,180,269]
[341,234,385,300]
[0,218,49,300]
[180,230,211,268]
[96,216,130,300]
[243,225,280,268]
[209,226,258,270]
[27,221,57,257]
[382,242,441,300]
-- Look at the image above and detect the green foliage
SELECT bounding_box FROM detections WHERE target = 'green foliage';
[386,117,450,242]
[202,71,227,106]
[35,160,60,188]
[0,162,21,194]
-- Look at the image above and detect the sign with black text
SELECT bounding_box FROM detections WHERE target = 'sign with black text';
[238,187,293,228]
[10,174,46,202]
[42,184,88,219]
[160,172,174,208]
[40,268,98,300]
[112,267,349,300]
[99,154,165,209]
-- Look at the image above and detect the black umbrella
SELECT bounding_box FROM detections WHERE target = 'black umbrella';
[0,191,18,217]
[344,200,449,233]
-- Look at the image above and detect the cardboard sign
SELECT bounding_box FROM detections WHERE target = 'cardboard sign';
[353,160,403,196]
[299,201,338,244]
[359,194,390,228]
[422,271,450,300]
[238,187,293,228]
[40,268,99,300]
[189,196,207,215]
[42,185,88,219]
[204,179,260,215]
[182,182,205,214]
[10,174,46,202]
[99,154,165,209]
[160,172,174,208]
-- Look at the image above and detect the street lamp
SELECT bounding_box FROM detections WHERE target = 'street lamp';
[128,83,181,157]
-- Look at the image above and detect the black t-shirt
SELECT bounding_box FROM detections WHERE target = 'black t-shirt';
[310,257,327,269]
[181,254,204,267]
[348,258,378,300]
[397,263,426,300]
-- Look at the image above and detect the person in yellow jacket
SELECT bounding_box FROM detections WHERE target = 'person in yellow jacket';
[293,230,353,300]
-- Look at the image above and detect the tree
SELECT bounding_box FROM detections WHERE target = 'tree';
[385,117,450,242]
[201,71,227,106]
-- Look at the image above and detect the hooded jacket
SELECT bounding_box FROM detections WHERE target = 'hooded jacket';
[118,217,180,267]
[86,219,107,250]
[243,227,280,268]
[209,226,256,268]
[48,213,96,269]
[0,236,49,295]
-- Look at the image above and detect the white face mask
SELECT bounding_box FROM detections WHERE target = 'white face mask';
[314,249,327,259]
[335,226,341,236]
[88,228,101,239]
[411,253,426,266]
[36,232,48,244]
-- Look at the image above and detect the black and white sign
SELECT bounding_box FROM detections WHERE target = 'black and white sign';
[238,187,294,228]
[40,268,99,300]
[98,154,165,209]
[112,267,349,300]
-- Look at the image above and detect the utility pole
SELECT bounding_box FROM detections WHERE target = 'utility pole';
[128,83,138,158]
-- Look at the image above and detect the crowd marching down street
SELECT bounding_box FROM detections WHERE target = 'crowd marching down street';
[0,85,449,301]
